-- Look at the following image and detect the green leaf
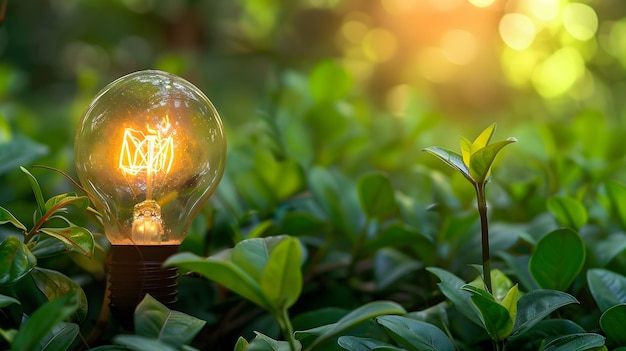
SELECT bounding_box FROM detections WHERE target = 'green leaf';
[0,294,20,308]
[357,172,400,220]
[506,319,586,350]
[30,267,88,323]
[426,267,482,326]
[309,59,352,103]
[376,315,456,351]
[472,123,496,150]
[529,228,585,291]
[546,196,588,230]
[232,236,285,282]
[512,290,579,336]
[469,138,517,183]
[113,335,179,351]
[374,248,422,291]
[0,206,27,232]
[337,336,401,351]
[248,332,301,351]
[301,301,406,349]
[11,291,79,351]
[20,166,46,218]
[164,251,271,311]
[134,294,206,348]
[39,226,95,258]
[587,269,626,312]
[39,322,79,351]
[422,147,471,182]
[600,304,626,346]
[30,236,69,258]
[469,293,514,341]
[500,284,519,329]
[460,136,472,168]
[461,284,495,302]
[0,236,37,286]
[234,336,250,351]
[543,333,605,351]
[260,236,302,311]
[44,193,90,214]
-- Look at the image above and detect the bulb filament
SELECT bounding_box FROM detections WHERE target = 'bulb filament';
[118,117,173,243]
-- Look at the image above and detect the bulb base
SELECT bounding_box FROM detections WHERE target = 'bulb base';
[108,244,179,330]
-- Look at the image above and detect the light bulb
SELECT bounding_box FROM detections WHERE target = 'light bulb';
[74,70,226,327]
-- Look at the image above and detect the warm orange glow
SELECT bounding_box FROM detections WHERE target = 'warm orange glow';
[119,116,174,177]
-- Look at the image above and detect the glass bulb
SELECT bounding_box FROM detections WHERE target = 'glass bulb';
[74,70,226,246]
[74,70,226,328]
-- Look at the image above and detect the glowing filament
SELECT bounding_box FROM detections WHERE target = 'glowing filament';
[119,122,174,177]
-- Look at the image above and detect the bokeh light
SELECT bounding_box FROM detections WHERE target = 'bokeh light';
[441,30,477,65]
[468,0,496,8]
[562,3,598,41]
[499,13,536,51]
[531,47,585,98]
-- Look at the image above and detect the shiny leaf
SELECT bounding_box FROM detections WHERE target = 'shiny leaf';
[301,301,406,349]
[0,236,36,286]
[426,267,482,326]
[30,267,88,323]
[260,236,302,310]
[529,228,585,291]
[39,226,95,258]
[44,193,90,214]
[39,322,79,351]
[422,146,472,182]
[20,166,46,218]
[10,291,79,351]
[164,251,271,311]
[587,268,626,312]
[134,294,206,348]
[337,336,401,351]
[469,293,513,341]
[376,315,456,351]
[512,290,579,336]
[543,333,605,351]
[599,304,626,346]
[469,138,517,184]
[0,294,20,308]
[0,206,26,232]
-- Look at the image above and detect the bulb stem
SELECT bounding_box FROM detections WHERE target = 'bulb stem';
[108,244,179,330]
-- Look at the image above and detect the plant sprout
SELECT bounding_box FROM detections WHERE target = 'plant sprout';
[423,123,516,293]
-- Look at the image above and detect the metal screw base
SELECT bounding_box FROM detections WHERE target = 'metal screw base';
[108,244,179,330]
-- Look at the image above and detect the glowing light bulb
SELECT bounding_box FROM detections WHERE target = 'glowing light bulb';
[74,70,226,327]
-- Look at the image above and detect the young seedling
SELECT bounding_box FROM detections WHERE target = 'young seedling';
[423,123,516,293]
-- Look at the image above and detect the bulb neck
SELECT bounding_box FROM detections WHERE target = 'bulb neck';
[108,244,179,330]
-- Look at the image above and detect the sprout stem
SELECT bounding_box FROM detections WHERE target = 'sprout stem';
[475,182,492,293]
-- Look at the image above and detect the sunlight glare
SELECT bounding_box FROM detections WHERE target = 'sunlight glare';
[524,0,560,22]
[499,13,536,51]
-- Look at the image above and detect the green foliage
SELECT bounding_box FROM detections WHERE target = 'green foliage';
[10,291,80,351]
[529,228,586,291]
[2,2,625,348]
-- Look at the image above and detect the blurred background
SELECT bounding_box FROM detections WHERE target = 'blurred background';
[1,0,626,215]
